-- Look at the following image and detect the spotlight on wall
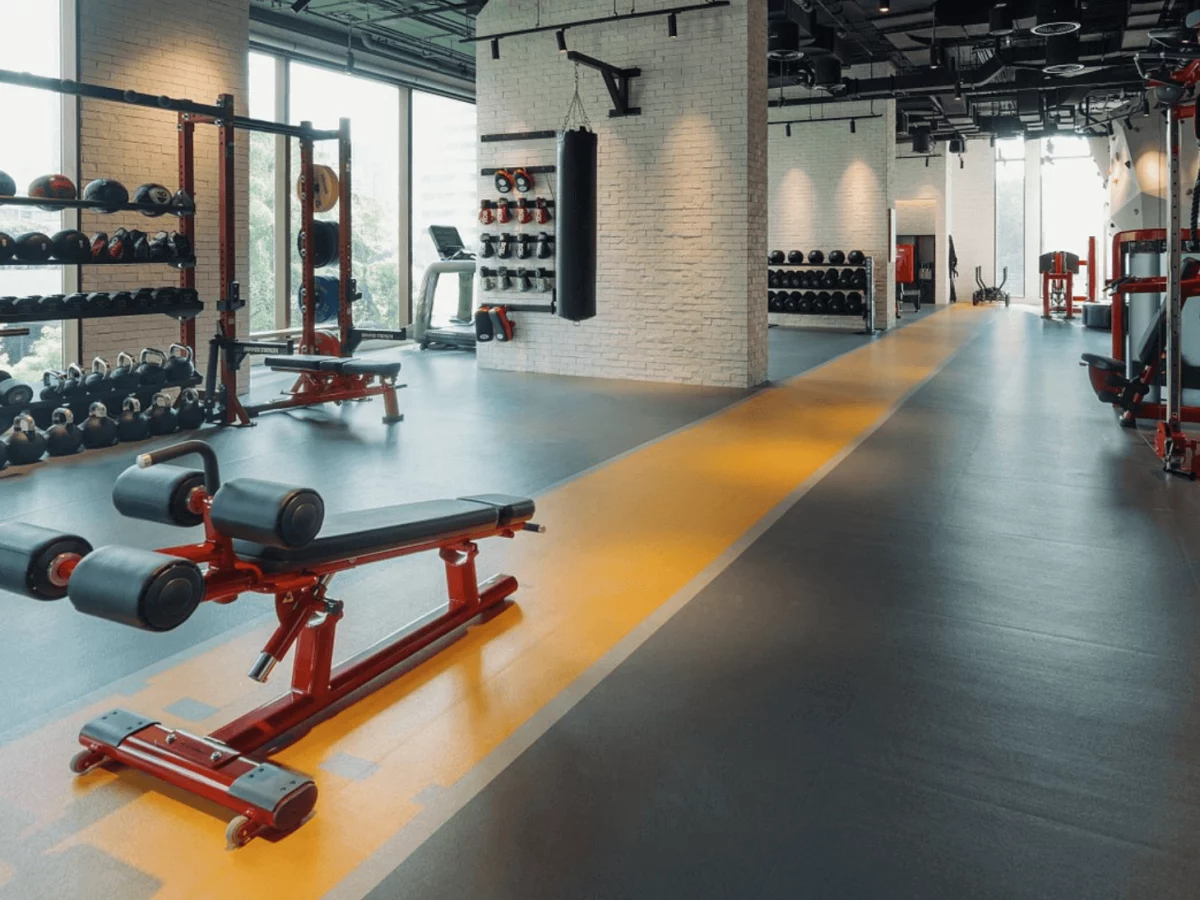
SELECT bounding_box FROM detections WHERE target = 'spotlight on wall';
[954,80,963,100]
[786,123,792,137]
[491,38,501,60]
[668,13,678,38]
[291,0,311,10]
[557,29,568,53]
[850,118,856,134]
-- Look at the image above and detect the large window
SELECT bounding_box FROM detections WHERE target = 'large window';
[995,137,1026,299]
[411,92,477,324]
[0,0,65,382]
[248,52,279,335]
[1041,136,1106,279]
[289,63,402,330]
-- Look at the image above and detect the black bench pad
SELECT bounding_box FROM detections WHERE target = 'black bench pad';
[233,494,534,573]
[1081,353,1123,373]
[342,359,402,379]
[264,355,345,373]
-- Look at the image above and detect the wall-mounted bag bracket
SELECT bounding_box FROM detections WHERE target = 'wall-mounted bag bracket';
[566,51,642,117]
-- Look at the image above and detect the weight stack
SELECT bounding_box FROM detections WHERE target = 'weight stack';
[556,128,598,322]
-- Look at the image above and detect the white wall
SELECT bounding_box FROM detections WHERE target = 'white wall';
[473,0,768,388]
[949,142,996,302]
[768,99,897,329]
[894,151,950,304]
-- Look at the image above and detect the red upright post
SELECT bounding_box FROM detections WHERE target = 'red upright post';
[178,113,197,352]
[299,131,317,355]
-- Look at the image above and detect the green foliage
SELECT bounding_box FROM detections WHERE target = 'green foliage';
[0,324,64,385]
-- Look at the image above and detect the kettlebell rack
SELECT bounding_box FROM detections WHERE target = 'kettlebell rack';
[767,257,876,335]
[0,67,214,464]
[186,113,405,426]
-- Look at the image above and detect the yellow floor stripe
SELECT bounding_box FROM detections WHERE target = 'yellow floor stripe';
[0,306,985,898]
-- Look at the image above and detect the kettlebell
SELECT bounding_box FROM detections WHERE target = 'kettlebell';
[60,363,88,402]
[164,343,195,383]
[45,407,83,457]
[136,348,168,387]
[116,396,150,442]
[146,392,178,436]
[80,401,119,449]
[176,388,206,431]
[109,352,139,394]
[84,357,109,394]
[39,370,66,402]
[5,413,46,465]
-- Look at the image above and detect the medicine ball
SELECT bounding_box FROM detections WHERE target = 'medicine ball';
[297,275,341,323]
[0,170,15,197]
[133,183,172,216]
[768,250,786,265]
[50,230,91,263]
[299,219,340,269]
[829,250,846,265]
[0,232,12,262]
[847,250,866,266]
[787,250,804,265]
[28,174,76,210]
[14,232,52,262]
[297,164,340,214]
[807,250,825,265]
[83,179,129,213]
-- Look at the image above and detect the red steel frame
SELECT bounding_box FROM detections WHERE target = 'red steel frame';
[191,114,401,426]
[1041,237,1096,319]
[69,444,535,847]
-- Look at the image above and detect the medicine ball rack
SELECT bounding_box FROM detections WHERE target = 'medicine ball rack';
[183,112,405,427]
[767,256,876,334]
[0,67,212,453]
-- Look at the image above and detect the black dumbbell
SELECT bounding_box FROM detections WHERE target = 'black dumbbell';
[0,297,15,316]
[853,269,868,289]
[155,287,180,307]
[846,292,864,315]
[132,288,156,310]
[787,291,802,313]
[839,269,855,289]
[85,292,111,312]
[38,295,65,317]
[767,292,780,313]
[63,292,88,315]
[825,268,839,289]
[0,370,33,407]
[14,296,38,315]
[768,270,780,289]
[829,291,846,314]
[799,292,815,314]
[814,292,830,314]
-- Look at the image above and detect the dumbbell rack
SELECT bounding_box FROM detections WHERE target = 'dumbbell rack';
[0,67,211,441]
[767,257,876,334]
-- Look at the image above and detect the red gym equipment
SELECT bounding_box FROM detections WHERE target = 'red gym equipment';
[0,440,542,847]
[1040,236,1097,319]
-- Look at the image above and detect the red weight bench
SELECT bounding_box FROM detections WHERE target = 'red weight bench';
[255,354,405,424]
[0,440,541,848]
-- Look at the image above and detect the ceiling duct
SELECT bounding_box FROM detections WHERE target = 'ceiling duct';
[1043,32,1084,75]
[813,55,843,86]
[768,20,802,61]
[1030,0,1081,37]
[989,3,1015,36]
[912,127,933,154]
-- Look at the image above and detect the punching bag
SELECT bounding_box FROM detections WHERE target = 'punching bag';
[556,128,598,322]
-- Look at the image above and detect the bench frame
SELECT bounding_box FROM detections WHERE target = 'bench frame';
[70,444,536,848]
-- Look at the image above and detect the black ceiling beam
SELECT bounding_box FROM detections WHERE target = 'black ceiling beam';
[468,1,729,42]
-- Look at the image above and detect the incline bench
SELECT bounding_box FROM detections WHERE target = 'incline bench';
[255,353,405,423]
[0,440,541,848]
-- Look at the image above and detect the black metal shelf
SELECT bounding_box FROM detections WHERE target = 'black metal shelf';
[769,263,868,269]
[0,301,203,326]
[0,196,193,216]
[0,257,195,269]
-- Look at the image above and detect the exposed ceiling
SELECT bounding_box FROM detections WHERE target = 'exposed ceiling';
[767,0,1200,146]
[249,0,485,82]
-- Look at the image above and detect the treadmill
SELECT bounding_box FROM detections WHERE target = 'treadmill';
[413,226,477,350]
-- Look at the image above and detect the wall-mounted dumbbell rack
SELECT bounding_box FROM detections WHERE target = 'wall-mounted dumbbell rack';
[477,132,561,337]
[767,256,875,335]
[0,68,209,441]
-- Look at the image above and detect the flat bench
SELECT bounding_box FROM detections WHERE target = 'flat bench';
[264,355,402,380]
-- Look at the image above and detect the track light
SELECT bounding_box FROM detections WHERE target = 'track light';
[786,123,792,137]
[491,38,500,60]
[290,0,311,10]
[990,134,995,147]
[557,29,568,53]
[926,156,930,168]
[954,80,962,100]
[878,0,890,11]
[668,13,677,38]
[929,41,944,69]
[960,157,965,169]
[850,118,856,133]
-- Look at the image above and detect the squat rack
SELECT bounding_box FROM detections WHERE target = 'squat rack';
[186,113,405,426]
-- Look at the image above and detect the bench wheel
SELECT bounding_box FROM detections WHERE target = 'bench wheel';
[226,815,255,851]
[69,749,104,776]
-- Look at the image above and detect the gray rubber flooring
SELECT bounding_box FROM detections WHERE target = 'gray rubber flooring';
[367,309,1200,900]
[0,325,863,737]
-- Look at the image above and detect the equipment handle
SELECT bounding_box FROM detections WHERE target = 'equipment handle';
[140,347,167,365]
[137,440,221,494]
[91,357,109,375]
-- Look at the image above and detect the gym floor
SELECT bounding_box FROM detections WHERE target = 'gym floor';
[4,303,1196,899]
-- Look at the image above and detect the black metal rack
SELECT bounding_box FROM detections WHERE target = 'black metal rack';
[768,257,876,334]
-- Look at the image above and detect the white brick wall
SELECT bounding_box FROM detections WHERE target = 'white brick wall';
[77,0,249,371]
[948,142,995,302]
[474,0,767,388]
[768,98,898,330]
[894,151,950,303]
